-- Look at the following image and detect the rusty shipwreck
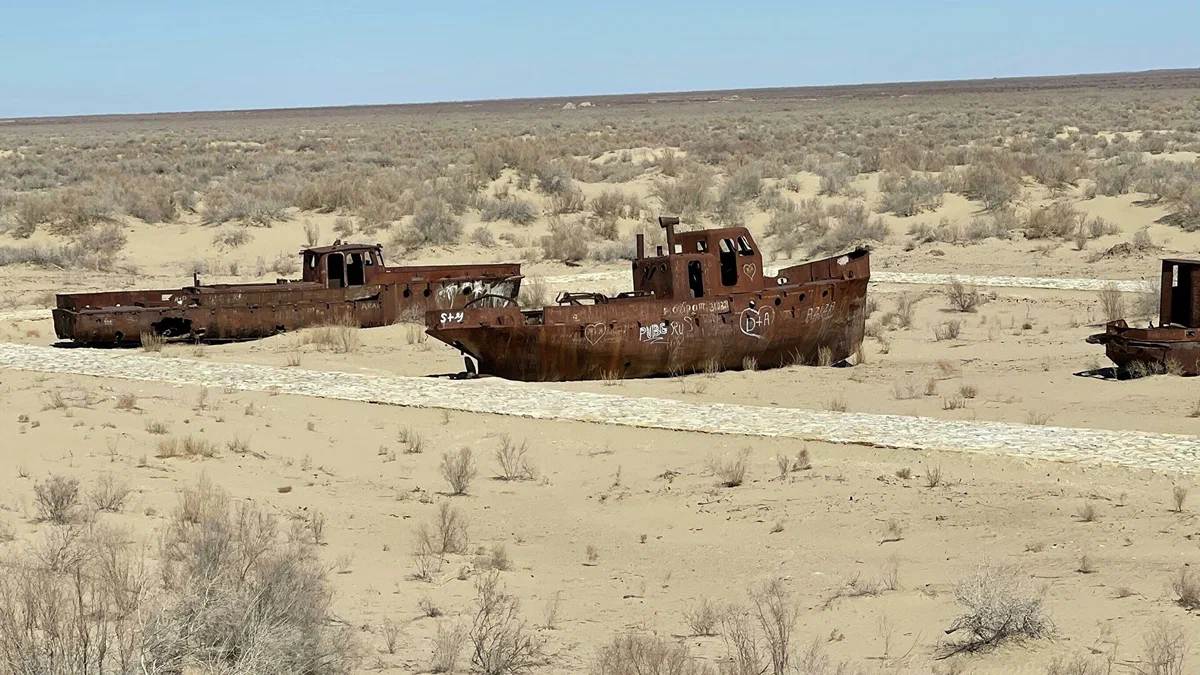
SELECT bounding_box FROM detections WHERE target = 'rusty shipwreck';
[1087,257,1200,376]
[54,242,521,345]
[426,217,870,381]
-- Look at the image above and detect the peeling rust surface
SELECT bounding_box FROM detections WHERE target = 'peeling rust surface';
[426,217,870,381]
[53,243,521,344]
[1087,258,1200,376]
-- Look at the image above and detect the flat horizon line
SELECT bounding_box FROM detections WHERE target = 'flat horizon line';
[4,66,1199,124]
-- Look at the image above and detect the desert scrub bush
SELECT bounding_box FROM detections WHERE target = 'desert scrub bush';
[440,447,478,495]
[1097,284,1126,322]
[161,477,359,673]
[955,164,1021,210]
[471,226,497,248]
[944,563,1050,653]
[469,571,544,674]
[481,198,537,225]
[809,207,889,256]
[540,216,589,262]
[34,475,81,523]
[1023,202,1082,240]
[1171,566,1199,610]
[945,279,983,312]
[430,619,469,673]
[877,171,945,216]
[721,578,798,675]
[518,276,548,309]
[494,434,537,481]
[651,172,712,217]
[709,448,751,487]
[211,225,252,249]
[391,198,462,250]
[89,472,132,512]
[590,189,643,220]
[591,633,713,675]
[411,503,470,579]
[683,597,723,636]
[301,320,360,353]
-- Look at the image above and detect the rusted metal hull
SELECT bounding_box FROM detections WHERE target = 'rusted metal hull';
[54,267,520,345]
[427,252,869,382]
[1087,321,1200,376]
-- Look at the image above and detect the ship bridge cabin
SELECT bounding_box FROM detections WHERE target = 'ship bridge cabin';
[301,243,386,289]
[632,217,766,300]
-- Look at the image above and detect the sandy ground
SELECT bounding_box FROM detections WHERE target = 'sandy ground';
[1,368,1198,674]
[2,157,1200,673]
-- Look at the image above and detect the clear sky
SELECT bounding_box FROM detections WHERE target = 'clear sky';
[2,0,1198,118]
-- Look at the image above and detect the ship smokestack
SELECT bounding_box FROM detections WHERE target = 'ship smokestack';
[635,233,645,259]
[659,216,679,254]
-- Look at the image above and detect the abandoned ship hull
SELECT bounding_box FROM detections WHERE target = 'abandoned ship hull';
[55,271,520,345]
[1087,322,1200,376]
[429,276,869,382]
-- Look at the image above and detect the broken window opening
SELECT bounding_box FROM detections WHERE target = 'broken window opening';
[326,253,345,289]
[737,236,754,256]
[719,239,738,286]
[688,260,705,298]
[346,252,365,286]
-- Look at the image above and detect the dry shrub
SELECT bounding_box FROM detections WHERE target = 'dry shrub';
[481,198,537,225]
[591,633,713,675]
[34,475,81,524]
[469,571,544,675]
[394,199,463,248]
[878,171,945,216]
[471,226,498,248]
[710,448,751,487]
[140,331,164,352]
[495,434,537,481]
[518,276,548,309]
[945,279,983,312]
[683,598,723,636]
[944,563,1050,653]
[440,447,477,495]
[720,578,798,675]
[431,619,468,673]
[1171,485,1188,513]
[1138,621,1188,675]
[0,476,359,675]
[540,216,589,262]
[1097,284,1126,322]
[89,473,132,513]
[301,320,360,353]
[651,172,712,217]
[1023,202,1082,240]
[160,477,358,673]
[1171,566,1199,610]
[933,320,962,341]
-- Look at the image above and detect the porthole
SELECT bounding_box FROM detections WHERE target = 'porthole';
[822,290,829,298]
[423,288,431,297]
[402,288,411,298]
[774,297,781,306]
[799,293,806,302]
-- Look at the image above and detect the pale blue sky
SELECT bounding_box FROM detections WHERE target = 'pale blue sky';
[2,0,1197,118]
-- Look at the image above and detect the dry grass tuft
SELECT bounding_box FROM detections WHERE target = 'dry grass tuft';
[494,434,537,481]
[710,448,751,487]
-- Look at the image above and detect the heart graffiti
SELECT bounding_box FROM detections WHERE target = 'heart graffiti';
[742,263,757,280]
[739,306,773,339]
[583,323,607,345]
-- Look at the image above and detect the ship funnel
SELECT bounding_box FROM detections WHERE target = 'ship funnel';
[659,216,679,253]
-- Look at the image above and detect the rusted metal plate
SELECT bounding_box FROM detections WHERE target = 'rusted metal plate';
[427,218,870,381]
[1087,258,1200,376]
[53,243,521,344]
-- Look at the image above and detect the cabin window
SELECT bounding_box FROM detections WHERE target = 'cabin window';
[695,240,708,252]
[737,236,754,256]
[673,243,683,254]
[688,260,705,298]
[364,252,374,266]
[308,254,316,269]
[327,253,345,289]
[719,239,738,287]
[346,253,365,286]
